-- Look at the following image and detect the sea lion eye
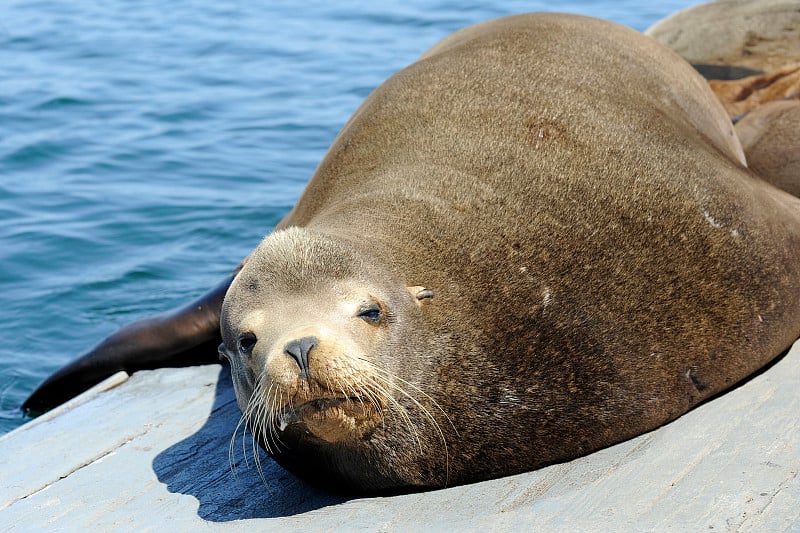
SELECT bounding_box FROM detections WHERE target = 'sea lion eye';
[357,304,383,325]
[238,332,257,356]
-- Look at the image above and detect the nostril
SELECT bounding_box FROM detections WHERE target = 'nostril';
[284,336,318,376]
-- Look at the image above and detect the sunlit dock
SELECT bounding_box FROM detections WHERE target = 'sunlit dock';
[2,342,798,531]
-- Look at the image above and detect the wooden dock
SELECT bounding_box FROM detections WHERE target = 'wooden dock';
[2,341,798,531]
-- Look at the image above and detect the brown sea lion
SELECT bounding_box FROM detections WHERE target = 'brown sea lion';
[645,0,800,73]
[735,98,800,196]
[646,0,800,195]
[24,13,800,493]
[216,13,800,492]
[646,0,800,118]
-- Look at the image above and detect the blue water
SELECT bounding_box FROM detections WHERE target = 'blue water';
[0,0,699,434]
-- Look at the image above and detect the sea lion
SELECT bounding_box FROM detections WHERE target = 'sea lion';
[735,98,800,197]
[646,0,800,118]
[218,13,800,492]
[24,13,800,493]
[645,0,800,73]
[645,0,800,198]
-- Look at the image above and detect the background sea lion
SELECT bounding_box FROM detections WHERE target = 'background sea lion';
[647,0,800,118]
[646,0,800,200]
[735,98,800,196]
[22,11,800,493]
[646,0,800,72]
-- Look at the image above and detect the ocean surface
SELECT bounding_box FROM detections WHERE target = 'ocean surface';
[0,0,699,434]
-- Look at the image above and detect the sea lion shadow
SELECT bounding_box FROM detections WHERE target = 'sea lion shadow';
[152,364,350,522]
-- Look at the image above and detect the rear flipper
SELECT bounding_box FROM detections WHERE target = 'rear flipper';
[22,270,239,415]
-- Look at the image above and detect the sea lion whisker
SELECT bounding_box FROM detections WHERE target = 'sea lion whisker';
[229,378,261,473]
[228,413,247,477]
[361,367,451,482]
[354,377,385,416]
[238,380,262,469]
[247,379,266,470]
[360,373,424,452]
[260,381,275,455]
[364,361,455,435]
[341,379,365,405]
[274,387,291,453]
[251,385,270,486]
[252,383,266,468]
[264,382,283,455]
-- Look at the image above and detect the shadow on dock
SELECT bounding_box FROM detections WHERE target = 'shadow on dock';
[152,365,349,522]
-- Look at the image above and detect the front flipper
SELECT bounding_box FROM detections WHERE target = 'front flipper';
[22,271,239,414]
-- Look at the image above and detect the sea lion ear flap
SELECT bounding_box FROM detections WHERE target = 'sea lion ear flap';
[407,286,434,307]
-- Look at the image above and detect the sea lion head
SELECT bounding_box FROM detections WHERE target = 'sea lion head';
[219,226,441,491]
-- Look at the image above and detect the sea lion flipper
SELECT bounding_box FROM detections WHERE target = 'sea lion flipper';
[21,271,238,415]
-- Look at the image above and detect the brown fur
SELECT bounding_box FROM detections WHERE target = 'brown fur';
[646,1,800,202]
[220,13,800,493]
[736,99,800,197]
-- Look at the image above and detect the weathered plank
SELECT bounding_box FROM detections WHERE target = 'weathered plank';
[1,341,798,531]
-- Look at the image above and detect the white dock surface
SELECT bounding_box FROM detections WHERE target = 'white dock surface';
[2,342,798,532]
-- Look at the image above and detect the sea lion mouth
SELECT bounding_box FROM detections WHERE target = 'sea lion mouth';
[293,396,377,420]
[298,396,367,411]
[280,396,381,443]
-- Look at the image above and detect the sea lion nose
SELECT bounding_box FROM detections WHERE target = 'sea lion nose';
[283,336,318,377]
